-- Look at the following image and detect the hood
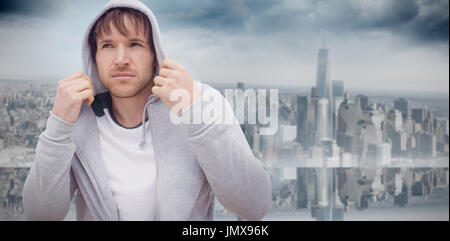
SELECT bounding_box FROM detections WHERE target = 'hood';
[81,0,166,147]
[81,0,166,96]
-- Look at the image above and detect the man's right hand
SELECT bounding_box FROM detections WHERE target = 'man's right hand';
[52,72,95,123]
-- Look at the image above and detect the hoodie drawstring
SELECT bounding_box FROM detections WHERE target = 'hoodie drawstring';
[140,95,157,147]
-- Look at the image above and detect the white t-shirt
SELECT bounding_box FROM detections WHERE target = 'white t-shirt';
[96,108,157,221]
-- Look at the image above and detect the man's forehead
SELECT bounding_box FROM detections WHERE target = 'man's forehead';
[97,28,147,42]
[96,15,149,42]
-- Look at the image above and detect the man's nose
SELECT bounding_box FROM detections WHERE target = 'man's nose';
[114,46,130,66]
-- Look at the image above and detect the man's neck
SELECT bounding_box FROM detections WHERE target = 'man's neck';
[110,83,153,128]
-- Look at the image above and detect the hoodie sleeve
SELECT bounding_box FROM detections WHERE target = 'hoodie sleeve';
[178,83,272,221]
[23,111,78,221]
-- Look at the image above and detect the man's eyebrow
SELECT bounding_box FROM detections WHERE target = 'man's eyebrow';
[98,39,112,44]
[97,38,147,44]
[129,38,147,43]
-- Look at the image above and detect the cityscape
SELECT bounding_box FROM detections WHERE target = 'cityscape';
[0,45,448,220]
[225,46,449,221]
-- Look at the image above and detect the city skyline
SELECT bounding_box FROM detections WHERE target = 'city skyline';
[0,0,448,93]
[0,68,449,221]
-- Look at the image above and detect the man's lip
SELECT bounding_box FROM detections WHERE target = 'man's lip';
[112,73,136,77]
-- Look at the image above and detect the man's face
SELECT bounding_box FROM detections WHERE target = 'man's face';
[95,16,156,98]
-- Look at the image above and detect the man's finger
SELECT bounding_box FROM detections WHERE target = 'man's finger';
[158,68,173,78]
[79,74,94,90]
[161,58,182,70]
[152,85,163,98]
[62,72,85,83]
[82,75,95,106]
[85,74,94,87]
[67,78,92,92]
[65,73,91,86]
[78,89,94,106]
[154,76,167,87]
[86,94,95,106]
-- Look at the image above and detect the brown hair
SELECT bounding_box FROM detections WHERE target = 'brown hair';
[88,7,155,63]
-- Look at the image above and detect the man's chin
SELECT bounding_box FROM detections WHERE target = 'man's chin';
[109,88,141,99]
[109,82,153,99]
[104,78,152,99]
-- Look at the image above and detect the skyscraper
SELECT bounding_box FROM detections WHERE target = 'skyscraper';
[388,109,403,132]
[332,80,345,138]
[412,108,426,125]
[315,48,333,138]
[315,49,333,102]
[394,98,409,120]
[315,98,329,143]
[297,96,308,143]
[357,95,369,111]
[418,132,437,158]
[297,96,316,149]
[332,80,344,98]
[236,82,245,90]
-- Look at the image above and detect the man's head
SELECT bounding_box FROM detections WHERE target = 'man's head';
[88,7,157,98]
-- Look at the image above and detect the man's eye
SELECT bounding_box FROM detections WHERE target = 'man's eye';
[102,44,112,49]
[131,42,143,47]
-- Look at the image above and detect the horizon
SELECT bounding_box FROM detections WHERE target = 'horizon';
[1,77,449,98]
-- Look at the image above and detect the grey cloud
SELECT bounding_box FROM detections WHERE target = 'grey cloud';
[146,0,448,43]
[0,0,67,17]
[3,0,446,43]
[145,0,279,30]
[339,0,448,42]
[405,0,449,42]
[251,0,447,43]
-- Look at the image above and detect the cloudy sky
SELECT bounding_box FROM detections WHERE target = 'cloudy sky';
[0,0,448,93]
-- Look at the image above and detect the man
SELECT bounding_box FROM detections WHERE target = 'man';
[23,0,271,221]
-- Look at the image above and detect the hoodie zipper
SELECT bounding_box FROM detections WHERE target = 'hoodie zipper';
[75,149,112,221]
[148,101,162,221]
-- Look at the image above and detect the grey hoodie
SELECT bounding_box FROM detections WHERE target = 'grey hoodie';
[23,0,272,221]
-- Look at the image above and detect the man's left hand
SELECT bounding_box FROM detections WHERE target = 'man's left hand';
[152,58,201,115]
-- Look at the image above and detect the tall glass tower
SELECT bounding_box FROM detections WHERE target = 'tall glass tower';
[315,48,332,100]
[315,48,334,138]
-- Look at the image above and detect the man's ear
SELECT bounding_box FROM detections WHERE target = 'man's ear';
[153,60,159,77]
[153,59,158,74]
